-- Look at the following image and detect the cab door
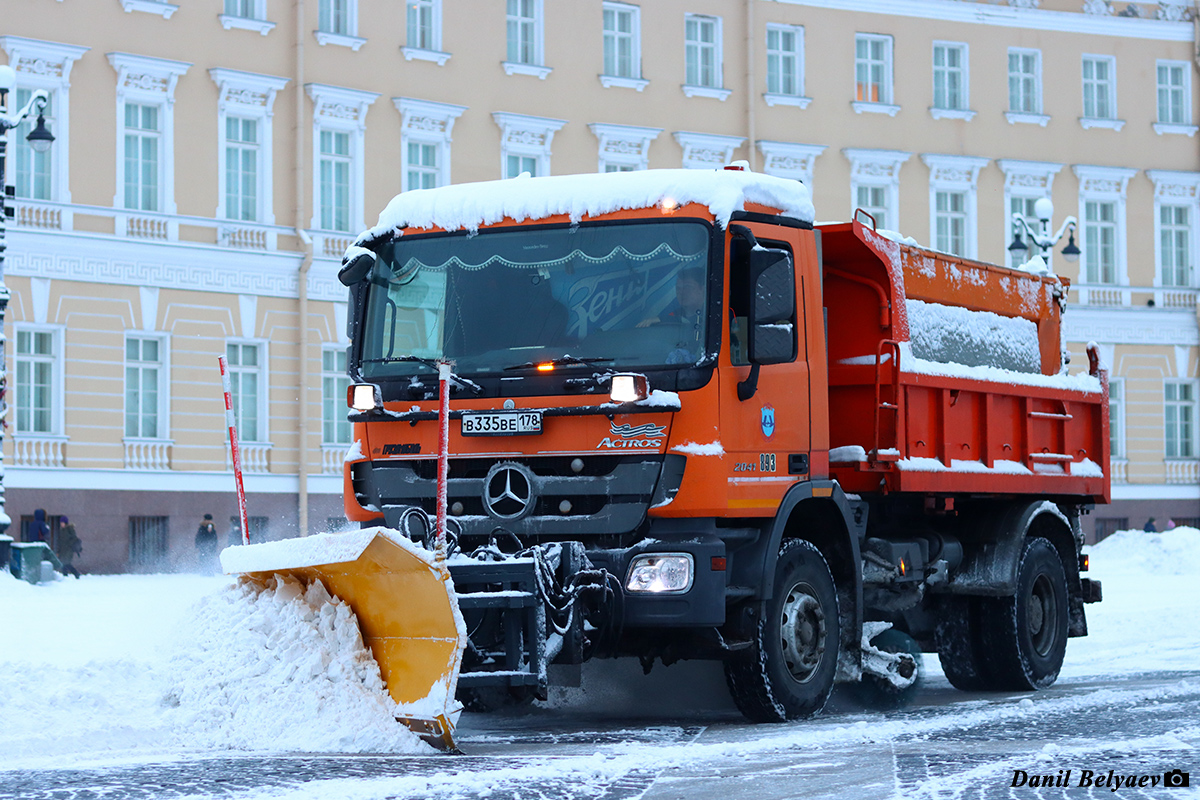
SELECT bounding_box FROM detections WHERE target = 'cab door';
[718,222,812,516]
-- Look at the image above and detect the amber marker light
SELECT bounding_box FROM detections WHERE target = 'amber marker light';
[661,197,678,214]
[536,363,554,372]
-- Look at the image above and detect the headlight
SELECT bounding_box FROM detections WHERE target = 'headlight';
[625,553,694,594]
[348,383,382,411]
[610,373,649,403]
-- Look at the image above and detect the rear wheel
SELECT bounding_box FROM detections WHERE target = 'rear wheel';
[982,537,1069,690]
[724,539,840,722]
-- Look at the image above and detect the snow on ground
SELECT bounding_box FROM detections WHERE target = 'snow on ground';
[0,527,1197,772]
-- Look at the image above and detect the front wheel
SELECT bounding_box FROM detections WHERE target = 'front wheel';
[724,539,840,722]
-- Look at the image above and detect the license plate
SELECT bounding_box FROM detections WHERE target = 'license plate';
[461,411,543,436]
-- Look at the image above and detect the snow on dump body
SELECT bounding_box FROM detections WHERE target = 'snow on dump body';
[358,168,816,240]
[906,298,1042,375]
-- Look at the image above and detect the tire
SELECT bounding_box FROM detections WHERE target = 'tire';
[854,628,924,710]
[934,595,995,691]
[981,537,1069,690]
[724,539,840,722]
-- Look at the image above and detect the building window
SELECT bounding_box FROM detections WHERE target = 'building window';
[1081,55,1116,120]
[12,88,54,201]
[322,347,351,445]
[494,111,565,179]
[1165,381,1196,459]
[603,2,639,79]
[406,142,438,190]
[589,122,661,173]
[231,515,270,544]
[1083,200,1118,284]
[766,24,803,98]
[1109,378,1125,459]
[932,42,967,111]
[856,185,889,231]
[224,0,256,17]
[123,102,161,212]
[855,34,892,104]
[1094,518,1127,542]
[1160,204,1192,288]
[395,97,465,192]
[226,342,263,442]
[1007,195,1039,268]
[685,15,721,89]
[129,516,169,569]
[125,336,163,439]
[507,0,541,65]
[1157,61,1189,125]
[934,191,968,257]
[224,116,258,222]
[15,328,58,434]
[1008,48,1041,114]
[319,0,352,35]
[506,154,537,178]
[407,0,439,50]
[318,129,351,232]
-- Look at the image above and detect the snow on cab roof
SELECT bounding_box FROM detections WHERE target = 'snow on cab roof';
[359,168,815,241]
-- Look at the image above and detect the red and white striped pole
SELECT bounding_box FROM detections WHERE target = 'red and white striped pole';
[435,360,451,558]
[219,356,250,546]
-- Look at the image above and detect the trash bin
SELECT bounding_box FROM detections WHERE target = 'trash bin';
[10,542,63,585]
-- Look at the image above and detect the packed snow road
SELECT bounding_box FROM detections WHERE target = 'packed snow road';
[1,528,1198,799]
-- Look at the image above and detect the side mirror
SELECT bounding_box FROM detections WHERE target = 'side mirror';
[338,246,377,286]
[747,246,796,365]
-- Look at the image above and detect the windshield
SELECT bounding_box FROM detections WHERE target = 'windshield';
[360,221,712,380]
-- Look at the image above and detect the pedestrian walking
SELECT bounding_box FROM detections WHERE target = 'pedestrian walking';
[56,516,82,579]
[1143,517,1157,533]
[29,509,50,543]
[195,513,218,572]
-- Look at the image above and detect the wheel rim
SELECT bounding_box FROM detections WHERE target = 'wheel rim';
[779,580,826,683]
[1028,572,1059,657]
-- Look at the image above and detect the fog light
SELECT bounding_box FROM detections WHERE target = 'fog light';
[348,383,382,411]
[610,373,649,403]
[625,553,694,594]
[559,499,572,514]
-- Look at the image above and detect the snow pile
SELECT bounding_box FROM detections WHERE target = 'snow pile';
[165,575,427,754]
[906,298,1042,374]
[360,169,815,239]
[898,341,1102,393]
[1087,526,1200,576]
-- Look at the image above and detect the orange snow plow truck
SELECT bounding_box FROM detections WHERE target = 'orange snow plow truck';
[229,167,1106,745]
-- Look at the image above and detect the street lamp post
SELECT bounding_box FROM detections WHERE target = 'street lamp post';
[0,64,55,535]
[1007,197,1082,271]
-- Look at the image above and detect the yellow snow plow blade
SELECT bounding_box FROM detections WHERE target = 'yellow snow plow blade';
[220,527,466,752]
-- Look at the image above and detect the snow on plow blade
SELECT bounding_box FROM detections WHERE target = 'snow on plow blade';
[220,527,467,752]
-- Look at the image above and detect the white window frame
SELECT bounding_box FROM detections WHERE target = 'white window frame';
[589,122,661,172]
[504,0,550,79]
[0,37,88,210]
[402,0,448,65]
[13,324,65,437]
[997,159,1063,269]
[1164,380,1198,460]
[11,87,58,203]
[1155,60,1197,136]
[493,111,566,178]
[1073,165,1137,298]
[1080,54,1123,130]
[1147,170,1200,299]
[225,339,270,444]
[219,0,275,35]
[757,140,827,188]
[602,2,643,89]
[1006,47,1048,125]
[211,69,288,237]
[853,33,897,116]
[673,131,745,170]
[321,345,352,446]
[922,153,988,259]
[844,148,910,231]
[306,83,379,234]
[123,332,170,441]
[395,97,466,191]
[315,0,365,50]
[764,23,808,109]
[108,52,190,239]
[683,14,729,100]
[930,41,973,120]
[1109,377,1125,460]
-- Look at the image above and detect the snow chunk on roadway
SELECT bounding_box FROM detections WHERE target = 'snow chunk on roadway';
[361,169,816,238]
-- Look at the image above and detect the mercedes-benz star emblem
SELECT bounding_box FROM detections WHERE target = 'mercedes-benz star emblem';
[483,461,536,520]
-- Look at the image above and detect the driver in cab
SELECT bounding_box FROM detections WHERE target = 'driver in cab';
[636,267,705,364]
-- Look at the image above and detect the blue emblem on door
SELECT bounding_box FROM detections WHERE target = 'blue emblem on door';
[761,405,775,438]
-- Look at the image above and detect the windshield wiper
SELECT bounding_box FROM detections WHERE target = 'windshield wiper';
[359,355,483,395]
[503,355,615,372]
